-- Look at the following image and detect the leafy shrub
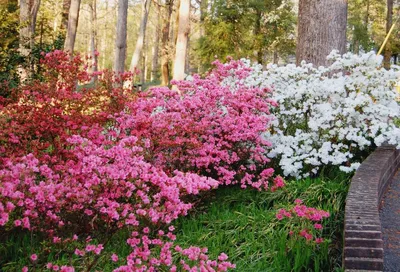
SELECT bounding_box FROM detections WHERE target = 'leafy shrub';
[220,51,400,177]
[0,50,133,162]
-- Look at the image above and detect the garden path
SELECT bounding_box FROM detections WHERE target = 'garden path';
[380,169,400,272]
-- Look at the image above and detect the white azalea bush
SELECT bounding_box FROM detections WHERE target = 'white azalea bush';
[220,51,400,178]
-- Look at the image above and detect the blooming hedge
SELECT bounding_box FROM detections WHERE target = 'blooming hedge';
[0,52,282,271]
[219,51,400,177]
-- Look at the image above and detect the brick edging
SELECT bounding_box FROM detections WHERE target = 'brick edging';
[343,145,400,271]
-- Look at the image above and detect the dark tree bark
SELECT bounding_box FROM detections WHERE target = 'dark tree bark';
[384,0,393,70]
[296,0,348,66]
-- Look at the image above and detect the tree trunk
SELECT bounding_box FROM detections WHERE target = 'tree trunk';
[185,34,190,74]
[254,10,262,64]
[19,0,30,57]
[198,0,208,73]
[173,0,180,47]
[172,0,190,82]
[89,0,98,84]
[129,0,152,73]
[113,0,128,73]
[100,0,109,70]
[296,0,348,66]
[60,0,71,35]
[273,49,279,64]
[384,0,393,70]
[30,0,41,37]
[151,0,161,81]
[19,0,30,81]
[161,0,174,85]
[199,0,207,37]
[141,43,147,84]
[64,0,81,54]
[19,0,41,81]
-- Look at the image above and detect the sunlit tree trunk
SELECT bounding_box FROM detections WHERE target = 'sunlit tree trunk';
[19,0,30,57]
[129,0,151,74]
[19,0,41,81]
[172,0,190,83]
[113,0,128,73]
[151,0,161,81]
[296,0,348,66]
[185,35,190,74]
[64,0,81,54]
[89,0,98,84]
[60,0,71,35]
[30,0,41,37]
[161,0,174,85]
[100,0,109,70]
[384,0,393,70]
[141,43,147,84]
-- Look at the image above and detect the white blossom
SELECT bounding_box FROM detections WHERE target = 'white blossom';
[221,51,400,178]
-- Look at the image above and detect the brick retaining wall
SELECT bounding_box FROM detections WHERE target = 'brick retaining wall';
[344,145,400,271]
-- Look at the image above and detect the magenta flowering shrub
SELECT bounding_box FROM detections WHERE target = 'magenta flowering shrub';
[0,55,285,270]
[0,136,232,271]
[276,199,330,244]
[112,60,281,190]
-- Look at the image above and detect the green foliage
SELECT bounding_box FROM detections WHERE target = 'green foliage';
[196,0,296,69]
[348,0,400,57]
[0,1,21,94]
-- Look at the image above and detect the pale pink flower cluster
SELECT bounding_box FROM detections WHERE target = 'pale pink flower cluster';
[111,59,279,190]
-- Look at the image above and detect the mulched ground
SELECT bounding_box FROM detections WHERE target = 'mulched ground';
[380,170,400,272]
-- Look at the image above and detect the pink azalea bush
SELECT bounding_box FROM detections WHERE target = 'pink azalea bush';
[276,199,330,245]
[111,59,281,190]
[0,54,285,270]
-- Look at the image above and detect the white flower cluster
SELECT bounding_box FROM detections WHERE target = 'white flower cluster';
[221,51,400,178]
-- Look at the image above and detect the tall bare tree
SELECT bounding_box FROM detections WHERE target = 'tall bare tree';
[89,0,98,84]
[151,0,162,81]
[384,0,393,69]
[19,0,30,57]
[61,0,71,31]
[172,0,190,82]
[129,0,152,74]
[296,0,348,66]
[113,0,128,73]
[161,0,174,85]
[64,0,81,53]
[19,0,41,80]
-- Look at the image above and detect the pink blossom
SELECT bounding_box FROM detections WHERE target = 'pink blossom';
[30,254,38,261]
[111,253,119,262]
